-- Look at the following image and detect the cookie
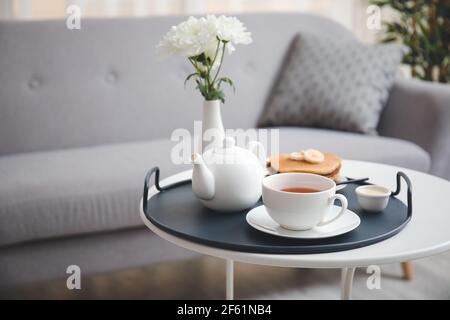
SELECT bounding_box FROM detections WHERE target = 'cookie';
[270,152,341,175]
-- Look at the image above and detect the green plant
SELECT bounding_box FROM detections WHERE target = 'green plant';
[371,0,449,83]
[185,38,235,103]
[158,15,252,103]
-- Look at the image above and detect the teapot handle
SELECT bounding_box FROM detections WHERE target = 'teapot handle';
[247,141,266,167]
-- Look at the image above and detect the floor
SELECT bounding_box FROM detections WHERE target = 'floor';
[2,251,450,300]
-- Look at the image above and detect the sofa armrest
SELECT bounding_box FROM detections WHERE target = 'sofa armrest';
[378,79,450,179]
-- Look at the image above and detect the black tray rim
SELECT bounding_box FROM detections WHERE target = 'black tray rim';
[142,168,412,254]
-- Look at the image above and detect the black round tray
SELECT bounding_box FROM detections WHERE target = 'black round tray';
[142,168,412,254]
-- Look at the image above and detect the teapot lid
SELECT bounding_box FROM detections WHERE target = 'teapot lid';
[211,137,249,157]
[222,137,236,149]
[203,136,263,166]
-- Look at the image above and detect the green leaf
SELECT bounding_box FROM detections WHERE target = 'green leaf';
[217,77,236,93]
[184,73,198,87]
[215,91,225,103]
[381,35,398,43]
[194,53,207,64]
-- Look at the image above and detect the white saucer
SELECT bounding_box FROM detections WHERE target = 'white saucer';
[246,205,360,239]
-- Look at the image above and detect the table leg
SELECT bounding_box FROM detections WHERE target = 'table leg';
[340,267,356,300]
[226,259,234,300]
[401,262,413,280]
[341,268,347,291]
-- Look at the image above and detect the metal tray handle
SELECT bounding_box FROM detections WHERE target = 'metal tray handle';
[391,171,412,219]
[143,166,191,213]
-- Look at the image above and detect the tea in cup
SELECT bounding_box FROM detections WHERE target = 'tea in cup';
[262,173,348,230]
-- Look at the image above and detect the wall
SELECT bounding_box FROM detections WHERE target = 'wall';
[0,0,386,42]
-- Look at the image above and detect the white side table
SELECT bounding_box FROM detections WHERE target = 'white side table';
[140,160,450,300]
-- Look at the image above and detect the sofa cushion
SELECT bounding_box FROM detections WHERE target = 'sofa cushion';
[0,130,429,247]
[258,33,406,134]
[0,139,190,247]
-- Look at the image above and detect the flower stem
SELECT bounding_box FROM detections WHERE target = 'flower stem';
[211,39,221,68]
[213,41,227,84]
[206,39,221,95]
[188,57,207,94]
[188,57,197,69]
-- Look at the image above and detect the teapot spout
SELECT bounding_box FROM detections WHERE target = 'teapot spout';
[191,153,215,200]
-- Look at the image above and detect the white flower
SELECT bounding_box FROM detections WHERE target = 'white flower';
[157,15,252,58]
[157,16,217,58]
[214,15,252,45]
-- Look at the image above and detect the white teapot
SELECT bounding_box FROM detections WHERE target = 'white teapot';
[191,137,266,211]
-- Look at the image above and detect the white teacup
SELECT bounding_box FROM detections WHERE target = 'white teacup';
[262,173,348,230]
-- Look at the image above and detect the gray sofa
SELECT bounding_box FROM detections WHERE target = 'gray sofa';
[0,13,449,289]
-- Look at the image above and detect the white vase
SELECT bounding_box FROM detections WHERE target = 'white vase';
[202,100,225,153]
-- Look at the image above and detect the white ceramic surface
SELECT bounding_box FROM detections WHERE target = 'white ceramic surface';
[246,205,360,239]
[356,185,391,212]
[202,100,224,152]
[262,173,348,230]
[191,137,266,212]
